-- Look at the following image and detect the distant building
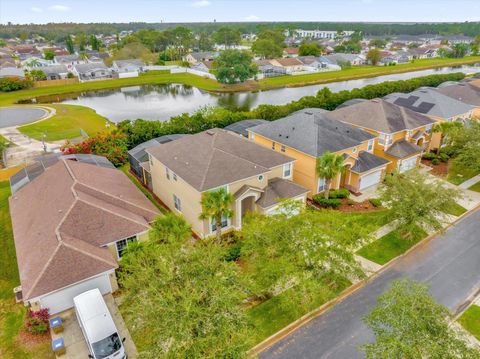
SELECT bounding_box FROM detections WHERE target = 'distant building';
[286,29,355,40]
[72,62,112,82]
[41,65,69,80]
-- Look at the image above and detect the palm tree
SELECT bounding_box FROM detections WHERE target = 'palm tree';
[199,188,234,243]
[316,151,345,199]
[150,213,191,245]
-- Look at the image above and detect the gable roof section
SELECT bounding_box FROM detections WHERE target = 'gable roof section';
[147,128,294,191]
[224,119,269,137]
[251,108,375,157]
[384,88,475,119]
[256,178,309,209]
[385,139,422,158]
[9,159,159,300]
[327,99,435,133]
[350,151,391,173]
[435,83,480,107]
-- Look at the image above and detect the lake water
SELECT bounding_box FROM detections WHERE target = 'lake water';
[52,64,479,123]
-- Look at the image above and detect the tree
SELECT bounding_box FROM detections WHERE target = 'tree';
[362,279,480,358]
[199,188,234,243]
[28,69,46,81]
[108,42,155,65]
[43,49,55,60]
[197,32,213,51]
[212,27,241,48]
[433,120,463,152]
[366,48,382,65]
[119,240,248,358]
[75,33,87,52]
[251,39,283,59]
[379,169,460,234]
[89,34,102,51]
[299,43,322,56]
[150,212,191,245]
[213,50,258,84]
[368,39,387,49]
[316,152,345,199]
[65,35,75,54]
[257,29,285,45]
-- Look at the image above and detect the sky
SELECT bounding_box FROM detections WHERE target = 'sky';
[0,0,479,24]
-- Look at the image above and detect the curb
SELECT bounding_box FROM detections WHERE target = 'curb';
[247,203,480,357]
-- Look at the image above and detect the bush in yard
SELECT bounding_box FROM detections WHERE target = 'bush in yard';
[422,152,437,161]
[314,197,342,209]
[26,308,49,334]
[0,77,33,92]
[431,158,441,165]
[329,189,350,199]
[224,241,242,262]
[439,152,450,162]
[61,132,129,167]
[369,198,382,208]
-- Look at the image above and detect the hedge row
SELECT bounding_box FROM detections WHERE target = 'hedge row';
[117,72,466,149]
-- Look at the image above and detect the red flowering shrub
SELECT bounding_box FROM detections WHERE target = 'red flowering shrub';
[61,132,129,167]
[26,308,50,334]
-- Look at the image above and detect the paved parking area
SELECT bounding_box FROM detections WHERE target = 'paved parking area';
[0,107,51,128]
[50,294,137,359]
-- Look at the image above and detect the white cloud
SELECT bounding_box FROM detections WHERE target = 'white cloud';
[31,7,43,13]
[192,0,211,7]
[244,15,260,21]
[49,5,71,12]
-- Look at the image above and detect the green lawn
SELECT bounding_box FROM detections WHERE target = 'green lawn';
[458,304,480,340]
[441,201,467,217]
[448,166,480,185]
[468,181,480,193]
[357,225,428,265]
[0,181,53,359]
[18,104,112,142]
[1,56,479,106]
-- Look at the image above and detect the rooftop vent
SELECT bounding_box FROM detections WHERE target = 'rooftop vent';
[206,130,215,135]
[305,111,313,115]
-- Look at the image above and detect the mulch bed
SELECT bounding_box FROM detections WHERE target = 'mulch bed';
[421,159,449,177]
[308,198,382,213]
[16,326,51,349]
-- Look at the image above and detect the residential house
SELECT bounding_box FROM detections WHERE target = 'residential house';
[9,155,160,314]
[296,56,341,71]
[327,99,437,173]
[54,54,86,71]
[13,45,41,61]
[249,108,390,196]
[224,119,269,137]
[287,29,354,40]
[85,50,109,63]
[324,53,365,66]
[128,134,188,189]
[41,65,69,80]
[192,60,214,74]
[435,82,480,118]
[0,57,16,68]
[72,62,112,82]
[0,67,25,79]
[21,56,51,69]
[183,51,219,65]
[254,59,286,78]
[146,129,308,237]
[384,87,476,127]
[407,47,438,59]
[283,47,299,57]
[43,47,70,56]
[112,59,145,76]
[269,57,304,74]
[442,35,473,44]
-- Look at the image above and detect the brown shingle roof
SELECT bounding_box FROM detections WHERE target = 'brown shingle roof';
[385,139,422,158]
[147,128,294,192]
[9,159,159,300]
[256,178,309,209]
[274,57,303,67]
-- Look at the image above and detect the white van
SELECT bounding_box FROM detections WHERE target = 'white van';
[73,289,127,359]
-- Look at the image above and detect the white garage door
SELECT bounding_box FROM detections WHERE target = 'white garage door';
[399,156,418,173]
[360,170,382,190]
[39,273,112,314]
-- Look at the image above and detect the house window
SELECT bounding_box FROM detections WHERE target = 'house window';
[386,135,393,146]
[425,124,432,134]
[272,141,276,150]
[406,130,412,138]
[166,167,170,180]
[211,215,229,232]
[367,139,374,152]
[317,177,326,192]
[250,133,255,141]
[378,133,385,145]
[173,194,182,212]
[173,173,177,181]
[281,145,286,152]
[283,163,292,178]
[258,174,264,181]
[116,236,137,259]
[352,147,357,153]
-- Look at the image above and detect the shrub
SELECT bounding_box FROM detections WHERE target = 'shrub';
[329,189,351,199]
[0,77,33,92]
[224,241,242,262]
[314,197,342,208]
[439,153,450,162]
[431,158,441,165]
[26,308,49,334]
[422,152,437,161]
[369,198,382,208]
[347,198,355,206]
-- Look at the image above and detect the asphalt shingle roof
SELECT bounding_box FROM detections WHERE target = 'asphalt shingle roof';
[350,151,391,173]
[256,178,309,209]
[384,139,422,158]
[224,119,269,137]
[327,99,435,133]
[435,83,480,107]
[250,108,375,157]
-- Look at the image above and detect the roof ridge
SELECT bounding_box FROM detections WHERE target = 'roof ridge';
[24,244,62,299]
[62,237,117,267]
[199,131,218,191]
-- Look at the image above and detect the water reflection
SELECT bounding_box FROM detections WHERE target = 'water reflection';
[40,64,479,123]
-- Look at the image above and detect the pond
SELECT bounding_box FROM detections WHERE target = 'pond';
[45,64,479,123]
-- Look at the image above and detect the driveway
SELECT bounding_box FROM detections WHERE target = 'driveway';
[50,294,137,359]
[261,208,480,359]
[0,106,51,128]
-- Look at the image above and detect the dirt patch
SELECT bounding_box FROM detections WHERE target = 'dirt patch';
[16,326,51,349]
[421,159,449,177]
[308,198,382,213]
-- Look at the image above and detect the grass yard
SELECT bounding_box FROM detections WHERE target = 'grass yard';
[18,104,112,142]
[357,225,427,265]
[447,166,480,185]
[468,181,480,192]
[441,201,467,217]
[458,304,480,340]
[0,181,53,359]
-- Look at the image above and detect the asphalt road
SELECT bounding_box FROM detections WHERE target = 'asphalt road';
[0,107,47,128]
[261,208,480,359]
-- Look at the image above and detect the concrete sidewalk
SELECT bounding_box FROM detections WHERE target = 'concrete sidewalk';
[459,174,480,190]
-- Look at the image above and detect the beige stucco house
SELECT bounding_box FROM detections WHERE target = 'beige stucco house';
[146,129,308,238]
